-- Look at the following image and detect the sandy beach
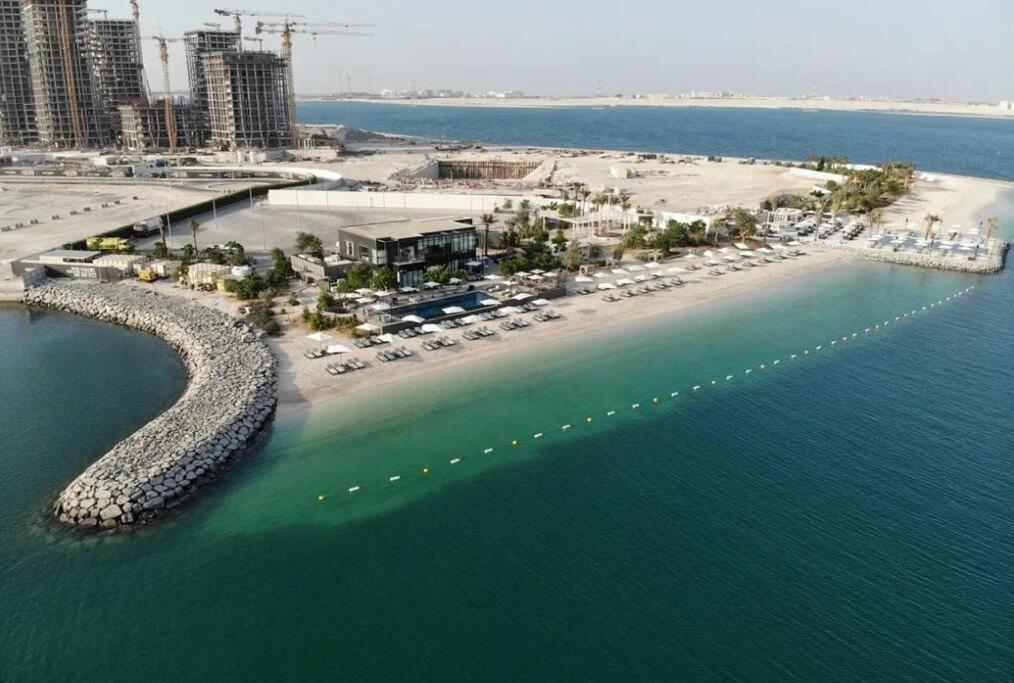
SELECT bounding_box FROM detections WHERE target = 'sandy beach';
[338,96,1014,120]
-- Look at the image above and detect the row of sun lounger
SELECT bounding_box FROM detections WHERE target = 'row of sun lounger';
[377,347,414,362]
[462,327,496,341]
[326,358,367,376]
[354,336,390,348]
[422,336,458,351]
[500,318,531,331]
[533,310,562,323]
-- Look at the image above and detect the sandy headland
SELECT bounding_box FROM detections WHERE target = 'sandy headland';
[339,96,1014,120]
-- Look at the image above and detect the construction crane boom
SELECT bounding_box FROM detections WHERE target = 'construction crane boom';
[213,8,304,45]
[145,35,182,153]
[254,20,373,146]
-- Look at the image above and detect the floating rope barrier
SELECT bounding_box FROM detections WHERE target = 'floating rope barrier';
[321,286,977,500]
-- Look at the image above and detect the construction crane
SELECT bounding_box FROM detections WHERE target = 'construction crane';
[212,9,304,46]
[243,36,265,51]
[256,20,373,147]
[145,34,182,153]
[87,9,110,20]
[128,1,150,103]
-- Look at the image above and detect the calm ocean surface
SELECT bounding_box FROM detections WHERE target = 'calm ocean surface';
[1,107,1012,680]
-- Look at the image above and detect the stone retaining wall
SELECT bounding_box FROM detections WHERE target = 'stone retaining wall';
[24,282,277,529]
[838,243,1008,274]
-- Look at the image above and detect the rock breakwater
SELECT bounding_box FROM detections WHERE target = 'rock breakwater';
[24,282,277,529]
[838,243,1007,274]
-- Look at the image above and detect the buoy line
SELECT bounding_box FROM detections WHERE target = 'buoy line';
[327,286,976,500]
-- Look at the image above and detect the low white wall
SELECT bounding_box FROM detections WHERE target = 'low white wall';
[268,189,552,213]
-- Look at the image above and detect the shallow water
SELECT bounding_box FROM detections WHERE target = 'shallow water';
[1,112,1012,679]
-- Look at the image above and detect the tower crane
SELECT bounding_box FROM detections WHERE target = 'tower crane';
[128,1,150,103]
[243,36,265,51]
[212,9,304,46]
[145,34,182,153]
[255,20,373,147]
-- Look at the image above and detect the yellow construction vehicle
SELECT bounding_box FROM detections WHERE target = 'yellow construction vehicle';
[86,236,133,252]
[138,268,159,283]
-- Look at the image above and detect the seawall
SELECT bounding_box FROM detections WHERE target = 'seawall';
[23,282,278,529]
[837,243,1008,274]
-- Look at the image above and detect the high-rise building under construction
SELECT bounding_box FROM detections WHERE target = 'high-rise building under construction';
[21,0,107,148]
[0,0,36,145]
[203,50,291,149]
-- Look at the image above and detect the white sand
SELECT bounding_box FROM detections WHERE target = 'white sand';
[342,96,1014,119]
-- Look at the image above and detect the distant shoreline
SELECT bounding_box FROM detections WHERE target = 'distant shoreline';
[298,96,1014,121]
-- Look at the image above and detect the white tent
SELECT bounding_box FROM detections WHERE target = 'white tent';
[356,322,380,333]
[399,286,419,293]
[326,344,353,355]
[306,332,333,342]
[401,314,425,324]
[443,305,466,315]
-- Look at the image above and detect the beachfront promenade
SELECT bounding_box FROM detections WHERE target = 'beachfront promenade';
[24,282,277,529]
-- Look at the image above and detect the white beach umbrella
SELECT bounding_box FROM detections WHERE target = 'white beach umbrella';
[644,262,662,269]
[377,334,396,344]
[593,272,610,278]
[511,292,533,301]
[399,286,419,293]
[499,305,523,314]
[369,303,392,311]
[401,314,425,323]
[684,253,699,259]
[480,298,501,306]
[634,274,650,282]
[423,281,441,289]
[421,324,444,334]
[616,278,636,286]
[611,268,629,275]
[735,242,751,250]
[355,288,374,296]
[306,332,333,342]
[465,260,483,267]
[532,299,551,307]
[574,275,594,283]
[627,264,646,272]
[442,305,466,315]
[462,314,484,324]
[355,297,374,305]
[530,268,546,274]
[448,277,463,284]
[597,282,617,290]
[326,344,353,355]
[664,266,687,274]
[484,274,504,281]
[356,322,380,333]
[373,290,395,298]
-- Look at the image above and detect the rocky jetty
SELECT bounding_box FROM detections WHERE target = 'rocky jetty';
[840,243,1007,274]
[24,282,277,529]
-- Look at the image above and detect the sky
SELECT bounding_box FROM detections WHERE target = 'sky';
[106,0,1013,102]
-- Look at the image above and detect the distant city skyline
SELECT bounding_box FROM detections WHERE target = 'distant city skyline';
[102,0,1012,103]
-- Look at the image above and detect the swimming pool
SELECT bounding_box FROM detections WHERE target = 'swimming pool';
[389,291,490,320]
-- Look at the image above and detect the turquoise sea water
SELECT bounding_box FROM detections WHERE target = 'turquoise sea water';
[2,108,1013,679]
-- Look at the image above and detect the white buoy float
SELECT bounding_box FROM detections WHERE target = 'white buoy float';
[632,403,641,409]
[816,345,823,351]
[389,475,401,482]
[726,375,734,380]
[606,411,616,416]
[450,458,461,464]
[533,433,543,439]
[348,486,360,494]
[670,391,679,397]
[692,385,701,391]
[773,360,780,365]
[562,424,571,431]
[790,354,797,359]
[745,369,752,374]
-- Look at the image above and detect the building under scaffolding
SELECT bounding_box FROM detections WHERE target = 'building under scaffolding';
[183,29,239,132]
[87,17,145,143]
[22,0,107,148]
[203,50,291,150]
[0,0,36,145]
[119,99,203,151]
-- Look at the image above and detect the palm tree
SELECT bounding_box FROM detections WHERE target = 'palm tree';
[188,218,200,251]
[923,213,942,244]
[868,208,885,236]
[479,212,495,262]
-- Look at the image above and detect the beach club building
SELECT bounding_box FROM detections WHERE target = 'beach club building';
[335,217,478,287]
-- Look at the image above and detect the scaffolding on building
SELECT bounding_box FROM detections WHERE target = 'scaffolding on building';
[203,50,290,150]
[119,98,203,151]
[22,0,108,148]
[0,0,37,146]
[183,29,239,134]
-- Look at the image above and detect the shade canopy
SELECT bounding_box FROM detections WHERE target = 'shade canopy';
[597,282,617,290]
[484,274,504,281]
[306,332,333,342]
[369,303,391,311]
[373,290,395,298]
[422,281,441,288]
[401,314,425,323]
[511,292,533,301]
[530,268,546,274]
[326,344,353,355]
[355,288,373,296]
[448,278,463,284]
[532,298,551,307]
[644,262,662,269]
[465,260,483,267]
[574,275,594,283]
[356,322,380,332]
[480,298,501,306]
[355,297,374,305]
[442,305,466,315]
[499,306,523,314]
[462,314,484,324]
[399,286,419,293]
[616,278,636,286]
[421,324,444,334]
[627,264,646,272]
[377,334,396,344]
